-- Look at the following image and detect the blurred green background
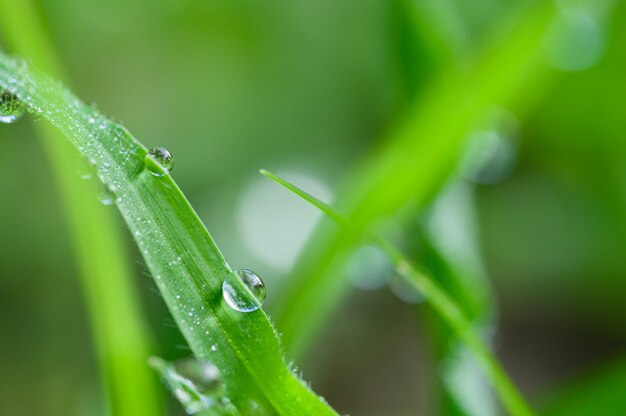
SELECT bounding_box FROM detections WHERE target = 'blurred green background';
[1,0,626,415]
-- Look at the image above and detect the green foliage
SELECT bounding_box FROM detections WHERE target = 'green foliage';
[0,52,336,415]
[261,169,533,416]
[1,1,625,415]
[273,0,555,361]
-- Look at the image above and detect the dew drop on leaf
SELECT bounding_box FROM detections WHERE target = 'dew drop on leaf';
[145,146,174,176]
[99,185,116,205]
[77,158,96,180]
[0,91,25,124]
[222,269,266,312]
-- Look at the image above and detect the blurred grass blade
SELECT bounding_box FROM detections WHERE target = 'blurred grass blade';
[272,1,555,361]
[0,53,337,415]
[260,169,533,416]
[420,182,497,415]
[539,358,626,416]
[0,1,162,414]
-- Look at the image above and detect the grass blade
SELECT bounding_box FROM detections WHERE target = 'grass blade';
[420,182,497,415]
[0,53,336,415]
[261,169,534,416]
[272,1,555,360]
[539,357,626,416]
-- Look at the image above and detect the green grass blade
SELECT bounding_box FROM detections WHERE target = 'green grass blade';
[539,358,626,416]
[420,183,497,415]
[272,1,555,360]
[0,2,162,414]
[260,169,534,416]
[0,53,336,415]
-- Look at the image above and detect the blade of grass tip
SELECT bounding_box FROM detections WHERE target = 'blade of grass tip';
[0,53,337,416]
[272,1,555,361]
[260,169,534,416]
[0,2,162,415]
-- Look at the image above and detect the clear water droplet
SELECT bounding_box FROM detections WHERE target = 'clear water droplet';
[546,8,604,72]
[146,147,174,176]
[77,158,96,180]
[222,269,266,312]
[99,185,116,205]
[0,91,25,124]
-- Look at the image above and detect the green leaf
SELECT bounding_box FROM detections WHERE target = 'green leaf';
[272,0,555,362]
[420,182,498,416]
[0,52,336,416]
[260,169,534,416]
[539,358,626,416]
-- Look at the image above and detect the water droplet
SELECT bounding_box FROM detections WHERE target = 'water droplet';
[0,91,25,124]
[546,8,604,72]
[77,158,96,180]
[145,147,174,176]
[149,357,226,415]
[222,269,266,312]
[99,185,116,205]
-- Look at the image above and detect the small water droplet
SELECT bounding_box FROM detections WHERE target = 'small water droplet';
[546,7,604,72]
[77,158,96,180]
[146,147,174,176]
[99,185,116,205]
[222,269,266,312]
[0,91,25,124]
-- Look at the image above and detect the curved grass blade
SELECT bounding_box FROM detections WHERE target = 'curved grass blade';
[419,182,498,415]
[0,53,336,416]
[260,169,534,416]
